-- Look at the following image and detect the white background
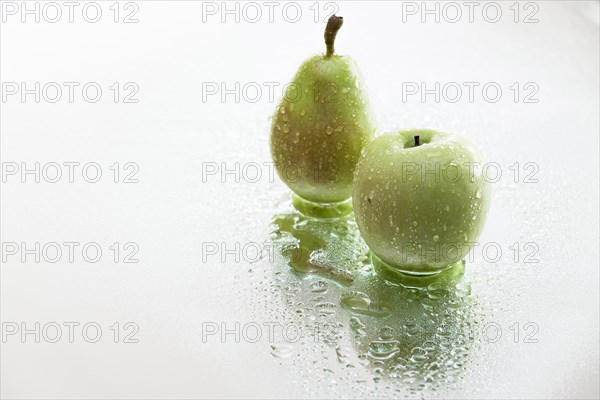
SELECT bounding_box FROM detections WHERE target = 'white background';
[1,1,599,398]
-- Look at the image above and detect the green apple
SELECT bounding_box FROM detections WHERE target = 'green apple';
[270,15,376,206]
[352,129,491,275]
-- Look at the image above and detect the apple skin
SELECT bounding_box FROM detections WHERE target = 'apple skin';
[270,54,376,204]
[352,129,491,275]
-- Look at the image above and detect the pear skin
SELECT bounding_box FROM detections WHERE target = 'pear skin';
[271,15,376,204]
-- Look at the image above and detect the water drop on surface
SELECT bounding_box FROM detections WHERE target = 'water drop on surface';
[310,280,328,293]
[271,343,294,358]
[368,340,400,360]
[350,316,367,336]
[341,292,393,318]
[379,326,396,340]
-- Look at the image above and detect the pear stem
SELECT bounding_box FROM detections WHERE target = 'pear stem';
[325,15,343,57]
[414,136,420,147]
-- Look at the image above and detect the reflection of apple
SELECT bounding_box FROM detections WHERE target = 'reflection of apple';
[270,206,478,388]
[352,129,491,275]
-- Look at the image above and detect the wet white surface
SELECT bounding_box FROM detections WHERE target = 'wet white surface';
[1,1,599,398]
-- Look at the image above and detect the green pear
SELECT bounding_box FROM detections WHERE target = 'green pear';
[271,15,376,205]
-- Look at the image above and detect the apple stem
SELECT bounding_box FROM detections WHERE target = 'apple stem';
[325,15,343,58]
[414,135,420,147]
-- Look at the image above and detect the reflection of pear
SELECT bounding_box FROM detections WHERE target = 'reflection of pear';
[270,15,376,204]
[271,212,365,285]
